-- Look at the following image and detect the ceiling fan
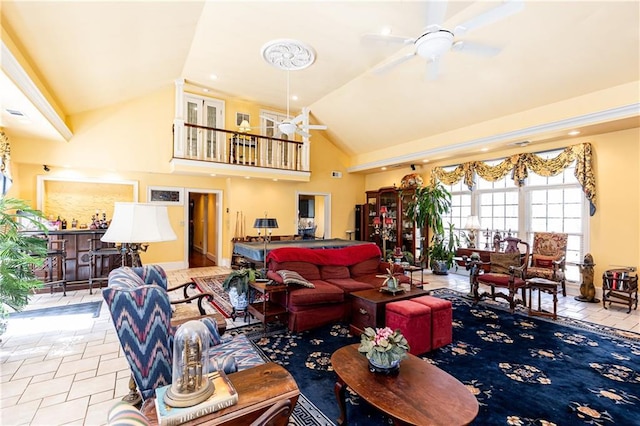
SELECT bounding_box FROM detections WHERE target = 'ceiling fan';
[260,70,327,139]
[366,0,524,79]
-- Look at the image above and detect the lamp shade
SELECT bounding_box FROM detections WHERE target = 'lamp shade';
[253,218,279,229]
[239,120,251,132]
[464,215,481,230]
[101,202,177,243]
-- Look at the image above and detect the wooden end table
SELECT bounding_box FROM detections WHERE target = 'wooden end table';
[141,363,299,425]
[248,280,288,334]
[404,265,426,287]
[349,287,429,336]
[331,344,478,426]
[526,277,560,320]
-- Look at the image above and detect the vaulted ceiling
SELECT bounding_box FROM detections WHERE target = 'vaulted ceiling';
[1,1,639,172]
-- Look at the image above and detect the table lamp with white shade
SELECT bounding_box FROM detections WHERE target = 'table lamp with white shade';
[101,202,177,267]
[464,215,481,249]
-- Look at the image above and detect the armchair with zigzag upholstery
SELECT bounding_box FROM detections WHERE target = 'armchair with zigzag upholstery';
[102,265,263,403]
[526,232,568,297]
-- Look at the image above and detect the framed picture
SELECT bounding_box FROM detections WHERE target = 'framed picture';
[148,186,184,205]
[236,112,250,126]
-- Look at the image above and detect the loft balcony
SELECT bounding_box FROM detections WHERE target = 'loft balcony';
[170,123,311,182]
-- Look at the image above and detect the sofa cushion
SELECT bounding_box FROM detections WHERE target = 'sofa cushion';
[349,258,381,277]
[324,278,374,293]
[268,261,321,280]
[277,270,315,288]
[286,281,344,306]
[320,265,350,280]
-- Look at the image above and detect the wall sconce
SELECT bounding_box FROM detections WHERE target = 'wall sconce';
[464,215,481,249]
[164,321,214,407]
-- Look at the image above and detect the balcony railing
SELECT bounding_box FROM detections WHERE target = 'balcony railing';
[173,123,307,172]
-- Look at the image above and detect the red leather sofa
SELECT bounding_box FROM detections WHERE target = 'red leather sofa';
[265,244,410,332]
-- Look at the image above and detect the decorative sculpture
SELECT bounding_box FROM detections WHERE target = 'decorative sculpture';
[575,253,599,303]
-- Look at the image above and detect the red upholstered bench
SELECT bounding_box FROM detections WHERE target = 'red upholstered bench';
[386,300,432,355]
[410,296,453,350]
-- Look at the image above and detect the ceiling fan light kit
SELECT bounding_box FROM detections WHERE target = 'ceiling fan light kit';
[366,0,524,77]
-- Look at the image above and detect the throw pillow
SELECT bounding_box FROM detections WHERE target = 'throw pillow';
[277,270,315,288]
[532,254,556,268]
[489,252,521,274]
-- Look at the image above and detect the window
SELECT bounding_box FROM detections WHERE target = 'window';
[442,149,587,282]
[260,110,294,168]
[184,95,225,161]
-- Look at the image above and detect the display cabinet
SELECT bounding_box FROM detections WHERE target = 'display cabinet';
[364,186,420,262]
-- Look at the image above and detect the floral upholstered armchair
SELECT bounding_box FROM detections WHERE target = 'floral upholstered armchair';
[526,232,568,296]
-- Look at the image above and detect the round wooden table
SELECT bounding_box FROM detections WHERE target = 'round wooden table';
[331,344,478,425]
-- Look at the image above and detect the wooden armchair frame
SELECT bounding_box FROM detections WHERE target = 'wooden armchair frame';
[469,237,530,313]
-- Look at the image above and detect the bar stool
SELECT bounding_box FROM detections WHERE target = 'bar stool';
[88,237,122,294]
[44,238,67,296]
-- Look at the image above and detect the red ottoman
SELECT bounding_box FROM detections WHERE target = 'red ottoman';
[411,296,452,349]
[386,300,432,355]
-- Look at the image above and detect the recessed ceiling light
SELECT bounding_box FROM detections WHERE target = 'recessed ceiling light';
[210,173,216,177]
[245,176,250,179]
[203,88,209,92]
[210,74,218,80]
[381,167,387,171]
[568,130,581,136]
[422,159,429,163]
[481,147,489,152]
[291,95,298,101]
[273,178,278,182]
[380,27,392,36]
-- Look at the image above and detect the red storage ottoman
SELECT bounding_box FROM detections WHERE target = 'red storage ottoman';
[386,300,432,355]
[411,296,452,349]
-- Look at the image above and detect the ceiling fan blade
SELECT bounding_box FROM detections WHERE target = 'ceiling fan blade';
[291,114,304,125]
[426,56,441,80]
[426,0,448,30]
[372,52,417,75]
[454,0,524,36]
[295,129,311,138]
[306,124,328,130]
[362,33,415,45]
[452,40,501,57]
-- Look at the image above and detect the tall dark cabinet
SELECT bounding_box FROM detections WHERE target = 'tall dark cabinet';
[363,186,421,262]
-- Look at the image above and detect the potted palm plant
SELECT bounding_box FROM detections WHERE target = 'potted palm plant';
[429,222,460,275]
[403,181,452,267]
[0,197,48,336]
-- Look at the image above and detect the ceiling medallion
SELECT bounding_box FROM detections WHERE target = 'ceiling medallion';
[261,39,316,70]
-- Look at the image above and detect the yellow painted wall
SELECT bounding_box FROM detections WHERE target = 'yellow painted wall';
[364,129,640,286]
[7,87,366,266]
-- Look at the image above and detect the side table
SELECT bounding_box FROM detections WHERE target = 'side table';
[602,268,638,313]
[404,265,425,287]
[248,280,288,334]
[140,363,299,425]
[526,277,560,320]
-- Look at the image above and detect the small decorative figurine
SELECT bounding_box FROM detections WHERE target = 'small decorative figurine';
[575,253,599,303]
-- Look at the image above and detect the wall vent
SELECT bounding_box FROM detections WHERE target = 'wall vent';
[331,171,342,178]
[6,109,25,117]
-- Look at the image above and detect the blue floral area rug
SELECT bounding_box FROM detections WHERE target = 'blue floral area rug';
[247,288,640,426]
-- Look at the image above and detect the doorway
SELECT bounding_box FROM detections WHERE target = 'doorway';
[296,192,331,239]
[186,189,223,268]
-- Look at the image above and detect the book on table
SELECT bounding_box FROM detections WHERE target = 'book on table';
[154,370,238,426]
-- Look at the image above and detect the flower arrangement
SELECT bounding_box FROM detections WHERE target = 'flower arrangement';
[382,268,399,290]
[358,327,410,368]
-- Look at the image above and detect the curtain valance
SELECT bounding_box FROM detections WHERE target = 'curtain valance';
[431,143,596,216]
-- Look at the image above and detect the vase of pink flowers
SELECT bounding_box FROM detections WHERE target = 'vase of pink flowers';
[358,326,410,375]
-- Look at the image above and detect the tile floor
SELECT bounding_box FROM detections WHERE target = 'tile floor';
[1,267,638,425]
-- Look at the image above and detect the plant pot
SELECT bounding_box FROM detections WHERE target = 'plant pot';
[431,260,450,275]
[368,358,401,375]
[227,287,248,311]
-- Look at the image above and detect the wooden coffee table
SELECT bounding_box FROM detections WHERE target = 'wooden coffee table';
[349,287,429,335]
[331,344,478,425]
